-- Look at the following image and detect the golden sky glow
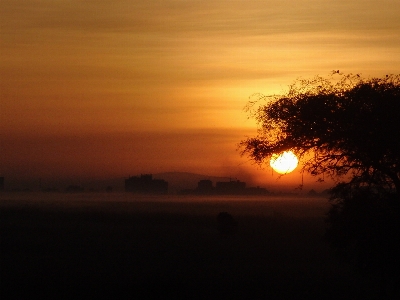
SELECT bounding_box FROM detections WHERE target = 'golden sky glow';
[1,0,400,188]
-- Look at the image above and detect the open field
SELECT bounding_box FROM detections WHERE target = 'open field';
[1,193,380,299]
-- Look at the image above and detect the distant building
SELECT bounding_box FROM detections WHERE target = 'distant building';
[307,189,318,197]
[65,185,84,193]
[216,180,246,194]
[179,178,268,195]
[197,179,214,194]
[125,174,168,194]
[245,186,268,195]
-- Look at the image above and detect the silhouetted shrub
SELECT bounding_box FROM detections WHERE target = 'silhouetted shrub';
[217,212,238,236]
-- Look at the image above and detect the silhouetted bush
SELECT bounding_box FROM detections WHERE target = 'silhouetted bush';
[217,212,238,236]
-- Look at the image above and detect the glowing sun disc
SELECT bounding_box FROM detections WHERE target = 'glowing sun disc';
[270,151,299,174]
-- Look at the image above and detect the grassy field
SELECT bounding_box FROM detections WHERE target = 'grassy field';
[1,193,380,299]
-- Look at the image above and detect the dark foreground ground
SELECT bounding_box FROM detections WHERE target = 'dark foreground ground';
[1,193,382,299]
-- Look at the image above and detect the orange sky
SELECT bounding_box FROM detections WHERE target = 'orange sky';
[1,0,399,190]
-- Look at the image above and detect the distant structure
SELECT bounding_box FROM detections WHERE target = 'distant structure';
[0,177,4,191]
[245,186,269,195]
[307,189,319,197]
[197,179,214,194]
[216,180,246,194]
[65,185,84,193]
[181,178,268,195]
[125,174,168,194]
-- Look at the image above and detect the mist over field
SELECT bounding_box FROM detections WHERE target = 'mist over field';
[1,193,381,299]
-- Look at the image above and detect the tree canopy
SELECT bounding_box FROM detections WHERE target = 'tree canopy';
[240,72,400,197]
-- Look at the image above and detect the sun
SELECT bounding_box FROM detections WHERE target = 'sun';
[270,151,299,174]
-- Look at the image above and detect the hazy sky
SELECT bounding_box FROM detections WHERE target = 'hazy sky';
[1,0,399,188]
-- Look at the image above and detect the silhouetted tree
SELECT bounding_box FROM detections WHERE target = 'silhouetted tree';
[240,72,400,296]
[240,73,400,195]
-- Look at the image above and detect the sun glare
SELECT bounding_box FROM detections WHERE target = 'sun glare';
[270,151,299,174]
